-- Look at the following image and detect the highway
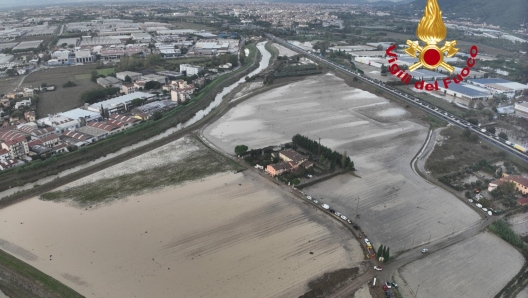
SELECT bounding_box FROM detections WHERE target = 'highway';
[266,34,528,162]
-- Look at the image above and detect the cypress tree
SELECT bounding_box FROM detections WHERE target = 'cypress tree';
[376,245,384,258]
[384,247,390,262]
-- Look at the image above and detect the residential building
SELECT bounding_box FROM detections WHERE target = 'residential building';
[37,115,80,134]
[0,135,29,159]
[488,174,528,194]
[24,110,36,122]
[0,159,18,171]
[14,99,32,109]
[121,83,136,94]
[0,148,10,161]
[266,149,313,176]
[53,143,69,154]
[40,133,60,147]
[266,161,293,176]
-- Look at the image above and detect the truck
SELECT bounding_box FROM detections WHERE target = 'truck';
[506,141,512,146]
[366,243,376,259]
[514,144,527,153]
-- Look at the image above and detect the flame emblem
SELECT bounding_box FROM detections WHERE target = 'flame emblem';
[405,0,458,72]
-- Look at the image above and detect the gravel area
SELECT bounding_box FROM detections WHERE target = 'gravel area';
[203,74,481,253]
[397,232,524,298]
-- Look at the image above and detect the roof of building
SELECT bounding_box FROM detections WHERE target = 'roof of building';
[106,119,127,127]
[436,81,492,97]
[279,149,306,163]
[40,133,59,143]
[53,142,68,150]
[0,148,9,155]
[87,121,118,131]
[3,135,27,146]
[109,114,139,123]
[409,69,448,79]
[62,130,90,141]
[59,108,102,121]
[0,129,28,141]
[28,139,43,147]
[503,175,528,188]
[268,161,293,171]
[87,92,154,111]
[30,144,52,154]
[518,197,528,205]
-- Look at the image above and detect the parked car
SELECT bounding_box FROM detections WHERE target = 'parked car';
[340,215,347,220]
[476,203,483,208]
[374,266,382,271]
[482,208,488,212]
[468,199,473,203]
[353,225,360,230]
[329,209,336,214]
[488,211,493,216]
[385,282,392,289]
[347,219,352,224]
[313,199,319,204]
[306,174,313,178]
[421,248,429,253]
[306,196,312,200]
[335,212,342,217]
[364,238,371,245]
[391,282,398,288]
[321,204,330,210]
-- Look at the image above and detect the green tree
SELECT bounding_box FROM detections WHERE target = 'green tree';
[376,244,384,258]
[234,145,248,156]
[468,100,476,109]
[292,178,300,185]
[462,127,472,138]
[384,247,390,262]
[131,98,145,106]
[476,101,484,110]
[90,70,98,82]
[144,81,161,90]
[488,127,496,134]
[152,111,163,121]
[498,132,508,140]
[124,75,132,83]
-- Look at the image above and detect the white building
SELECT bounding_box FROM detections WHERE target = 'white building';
[75,50,95,63]
[86,92,154,115]
[179,64,204,76]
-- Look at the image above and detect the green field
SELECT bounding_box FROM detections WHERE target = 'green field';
[97,68,115,76]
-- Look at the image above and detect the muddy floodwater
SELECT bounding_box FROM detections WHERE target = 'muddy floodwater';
[0,172,363,298]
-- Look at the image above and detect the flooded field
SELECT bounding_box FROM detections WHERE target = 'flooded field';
[203,74,480,252]
[397,232,524,298]
[0,169,363,297]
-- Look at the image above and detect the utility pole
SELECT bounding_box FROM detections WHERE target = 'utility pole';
[318,137,321,157]
[415,284,420,298]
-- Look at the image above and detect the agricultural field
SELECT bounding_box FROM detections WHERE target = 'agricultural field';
[0,136,364,298]
[96,67,115,76]
[203,74,481,253]
[396,232,524,298]
[0,76,22,97]
[22,65,103,117]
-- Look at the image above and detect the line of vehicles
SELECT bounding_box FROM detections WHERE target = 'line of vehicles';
[266,34,528,161]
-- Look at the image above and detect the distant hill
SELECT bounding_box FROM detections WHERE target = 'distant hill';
[407,0,528,29]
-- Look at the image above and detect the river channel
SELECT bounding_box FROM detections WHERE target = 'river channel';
[0,41,271,199]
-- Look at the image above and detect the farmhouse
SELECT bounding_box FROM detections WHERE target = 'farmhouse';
[488,174,528,194]
[266,149,313,176]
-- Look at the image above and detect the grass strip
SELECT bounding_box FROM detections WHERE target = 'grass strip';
[0,249,84,298]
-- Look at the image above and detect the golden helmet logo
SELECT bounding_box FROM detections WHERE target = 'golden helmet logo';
[385,0,479,91]
[405,0,458,72]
